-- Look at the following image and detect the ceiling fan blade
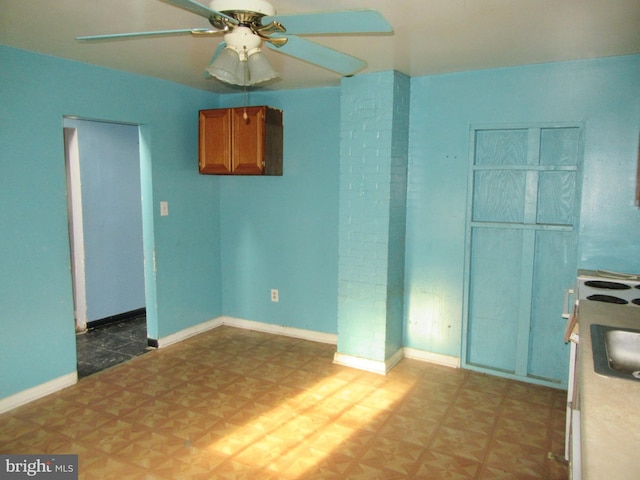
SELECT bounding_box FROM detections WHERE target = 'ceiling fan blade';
[162,0,237,25]
[263,9,392,35]
[267,36,366,76]
[76,29,219,41]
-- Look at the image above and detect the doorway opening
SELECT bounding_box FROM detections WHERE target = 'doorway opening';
[63,118,156,377]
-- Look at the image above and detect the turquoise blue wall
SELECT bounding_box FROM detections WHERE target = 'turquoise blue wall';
[405,54,640,356]
[1,42,638,401]
[217,88,340,334]
[0,46,222,398]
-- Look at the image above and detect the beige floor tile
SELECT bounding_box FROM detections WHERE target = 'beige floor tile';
[414,450,480,479]
[0,326,569,479]
[430,425,491,463]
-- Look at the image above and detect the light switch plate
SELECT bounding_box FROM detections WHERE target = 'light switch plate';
[160,201,169,216]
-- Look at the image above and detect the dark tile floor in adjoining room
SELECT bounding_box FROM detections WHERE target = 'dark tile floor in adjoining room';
[2,326,569,479]
[76,315,150,378]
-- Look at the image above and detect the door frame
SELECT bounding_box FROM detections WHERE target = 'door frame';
[63,117,157,338]
[461,121,584,388]
[63,127,88,332]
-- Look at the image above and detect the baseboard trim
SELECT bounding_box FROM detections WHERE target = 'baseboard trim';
[155,316,338,349]
[403,347,460,368]
[156,317,224,348]
[220,316,338,345]
[156,316,459,373]
[87,307,146,330]
[0,372,77,414]
[333,348,404,375]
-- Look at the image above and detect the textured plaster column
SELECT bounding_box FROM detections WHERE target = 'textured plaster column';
[335,70,410,373]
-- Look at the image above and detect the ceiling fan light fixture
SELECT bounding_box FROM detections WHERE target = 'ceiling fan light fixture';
[235,56,250,85]
[246,49,278,85]
[206,47,242,85]
[207,26,278,86]
[206,46,277,86]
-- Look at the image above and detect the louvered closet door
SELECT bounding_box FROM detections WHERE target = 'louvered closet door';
[463,125,582,386]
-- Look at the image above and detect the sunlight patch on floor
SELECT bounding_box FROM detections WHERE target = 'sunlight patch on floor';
[205,369,412,478]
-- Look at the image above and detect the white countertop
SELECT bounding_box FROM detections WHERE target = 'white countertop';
[578,300,640,480]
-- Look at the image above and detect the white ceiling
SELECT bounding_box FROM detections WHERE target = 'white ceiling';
[2,0,639,94]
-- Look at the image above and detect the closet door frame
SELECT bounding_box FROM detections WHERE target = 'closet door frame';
[461,122,584,388]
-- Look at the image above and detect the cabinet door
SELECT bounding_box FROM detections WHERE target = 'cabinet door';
[231,106,265,175]
[199,109,232,174]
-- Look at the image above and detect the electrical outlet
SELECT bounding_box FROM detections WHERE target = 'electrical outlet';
[271,289,279,302]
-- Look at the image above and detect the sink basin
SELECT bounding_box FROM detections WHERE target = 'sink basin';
[591,324,640,381]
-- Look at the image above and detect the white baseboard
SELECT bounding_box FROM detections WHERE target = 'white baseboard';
[220,316,338,345]
[156,316,338,348]
[333,347,404,375]
[0,371,77,414]
[403,347,460,368]
[157,317,459,373]
[156,317,224,348]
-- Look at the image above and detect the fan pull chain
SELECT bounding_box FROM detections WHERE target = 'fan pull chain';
[243,86,249,121]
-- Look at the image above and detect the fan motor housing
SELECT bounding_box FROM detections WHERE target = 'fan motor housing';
[210,0,276,18]
[224,26,261,56]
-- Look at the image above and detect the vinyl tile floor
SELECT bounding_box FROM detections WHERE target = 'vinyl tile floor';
[76,316,150,378]
[1,326,569,479]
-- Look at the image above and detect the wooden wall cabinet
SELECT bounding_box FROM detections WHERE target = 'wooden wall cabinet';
[199,106,283,175]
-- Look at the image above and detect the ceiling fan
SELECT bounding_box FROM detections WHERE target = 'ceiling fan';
[76,0,393,87]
